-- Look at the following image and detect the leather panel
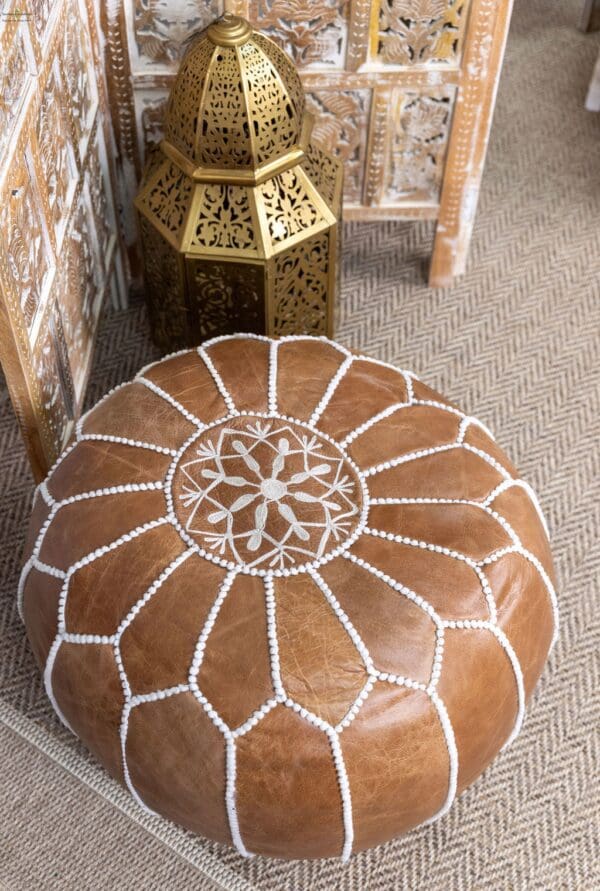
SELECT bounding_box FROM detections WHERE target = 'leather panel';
[197,574,273,729]
[82,381,195,450]
[143,351,227,422]
[320,558,436,684]
[39,490,167,572]
[341,683,448,851]
[351,536,490,621]
[52,642,124,782]
[275,339,345,421]
[276,574,368,725]
[487,553,554,699]
[127,691,230,843]
[47,440,171,500]
[64,524,185,635]
[437,628,517,791]
[120,553,226,695]
[236,705,344,858]
[367,447,505,501]
[348,404,459,470]
[207,338,270,413]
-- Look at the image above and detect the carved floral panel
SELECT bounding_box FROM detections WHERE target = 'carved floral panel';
[86,129,116,272]
[376,0,467,66]
[30,308,71,455]
[383,88,454,203]
[249,0,349,69]
[0,19,36,156]
[306,88,370,204]
[138,90,169,155]
[57,8,98,160]
[0,151,55,332]
[131,0,222,71]
[35,59,78,251]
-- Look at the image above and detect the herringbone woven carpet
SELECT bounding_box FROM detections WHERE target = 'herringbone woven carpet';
[1,0,599,888]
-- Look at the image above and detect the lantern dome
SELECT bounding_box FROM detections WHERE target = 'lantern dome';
[163,14,306,173]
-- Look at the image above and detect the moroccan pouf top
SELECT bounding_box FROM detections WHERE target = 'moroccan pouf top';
[19,334,558,861]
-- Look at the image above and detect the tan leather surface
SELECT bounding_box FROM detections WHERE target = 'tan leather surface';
[127,691,230,843]
[236,705,344,859]
[197,574,273,729]
[52,642,124,782]
[341,684,448,850]
[20,334,556,860]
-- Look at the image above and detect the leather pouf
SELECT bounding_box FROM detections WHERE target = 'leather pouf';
[19,334,558,861]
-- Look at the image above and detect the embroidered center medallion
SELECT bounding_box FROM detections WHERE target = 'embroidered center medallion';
[170,416,362,571]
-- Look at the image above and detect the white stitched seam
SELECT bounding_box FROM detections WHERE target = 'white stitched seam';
[197,346,238,415]
[308,355,354,427]
[267,339,279,414]
[136,376,207,429]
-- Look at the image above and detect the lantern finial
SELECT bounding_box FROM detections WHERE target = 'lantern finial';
[207,14,253,47]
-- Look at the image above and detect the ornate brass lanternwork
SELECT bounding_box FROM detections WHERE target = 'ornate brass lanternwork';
[135,14,342,350]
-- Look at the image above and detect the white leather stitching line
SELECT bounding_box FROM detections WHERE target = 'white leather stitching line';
[423,690,458,824]
[480,545,559,648]
[339,401,412,448]
[77,433,178,457]
[342,550,445,629]
[56,517,170,635]
[308,355,354,427]
[136,375,207,429]
[364,524,524,742]
[442,618,526,746]
[266,570,356,862]
[364,527,498,624]
[267,339,279,414]
[38,480,54,507]
[17,557,66,621]
[197,345,238,416]
[17,485,165,623]
[116,550,195,817]
[368,497,521,548]
[362,418,511,479]
[307,567,373,674]
[187,569,253,858]
[136,347,192,379]
[484,478,550,538]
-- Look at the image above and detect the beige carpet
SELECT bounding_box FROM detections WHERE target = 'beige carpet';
[1,0,599,888]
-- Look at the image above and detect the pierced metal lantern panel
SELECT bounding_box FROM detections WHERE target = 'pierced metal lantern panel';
[135,14,342,351]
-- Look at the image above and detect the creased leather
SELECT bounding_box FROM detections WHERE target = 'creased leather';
[21,336,556,859]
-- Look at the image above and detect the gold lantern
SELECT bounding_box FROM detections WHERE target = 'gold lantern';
[135,14,342,350]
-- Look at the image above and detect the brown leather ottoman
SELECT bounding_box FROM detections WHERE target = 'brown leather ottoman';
[19,334,558,861]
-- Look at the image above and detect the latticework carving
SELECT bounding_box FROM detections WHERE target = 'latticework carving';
[301,143,338,210]
[164,36,216,161]
[272,232,330,334]
[255,0,349,68]
[377,0,467,65]
[187,261,266,339]
[385,91,453,203]
[136,15,340,345]
[142,161,193,238]
[238,40,301,166]
[191,186,257,253]
[259,169,322,244]
[306,89,370,204]
[139,217,188,349]
[134,0,220,66]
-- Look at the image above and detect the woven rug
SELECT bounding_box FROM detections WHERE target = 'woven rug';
[1,0,599,887]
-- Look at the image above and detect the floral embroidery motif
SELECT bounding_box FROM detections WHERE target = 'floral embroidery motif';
[174,418,361,569]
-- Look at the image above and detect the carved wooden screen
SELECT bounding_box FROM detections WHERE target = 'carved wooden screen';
[0,0,128,479]
[105,0,513,288]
